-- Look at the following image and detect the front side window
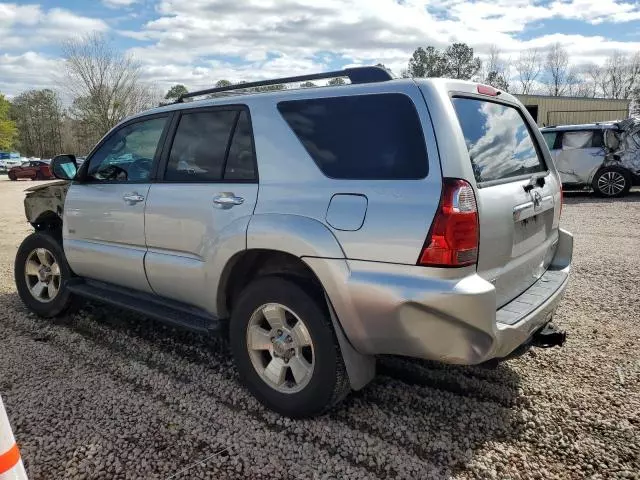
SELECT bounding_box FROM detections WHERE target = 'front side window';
[278,93,428,180]
[165,110,238,182]
[87,116,167,182]
[542,132,558,151]
[452,97,546,184]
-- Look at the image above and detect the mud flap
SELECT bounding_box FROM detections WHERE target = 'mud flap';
[325,293,376,391]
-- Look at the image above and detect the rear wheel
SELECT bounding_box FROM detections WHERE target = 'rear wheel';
[14,232,77,317]
[592,167,631,198]
[230,276,350,417]
[8,172,16,181]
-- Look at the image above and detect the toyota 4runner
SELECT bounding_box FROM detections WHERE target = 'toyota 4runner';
[15,67,572,417]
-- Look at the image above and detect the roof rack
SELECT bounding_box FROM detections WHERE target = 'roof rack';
[176,66,393,102]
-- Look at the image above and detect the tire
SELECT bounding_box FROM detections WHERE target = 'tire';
[8,172,16,181]
[592,167,631,198]
[230,276,350,417]
[14,232,77,317]
[34,171,44,180]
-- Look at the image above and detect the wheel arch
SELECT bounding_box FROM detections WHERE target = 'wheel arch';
[30,210,63,237]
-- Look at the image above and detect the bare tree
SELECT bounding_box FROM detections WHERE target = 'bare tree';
[600,51,640,100]
[62,33,157,147]
[514,49,542,94]
[482,46,510,91]
[544,43,577,96]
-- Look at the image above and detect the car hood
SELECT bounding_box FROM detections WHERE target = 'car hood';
[23,180,69,193]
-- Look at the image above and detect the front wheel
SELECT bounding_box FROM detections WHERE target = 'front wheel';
[8,172,16,181]
[14,232,77,317]
[592,167,631,198]
[230,276,350,417]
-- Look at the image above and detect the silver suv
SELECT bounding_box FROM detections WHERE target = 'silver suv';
[15,67,572,417]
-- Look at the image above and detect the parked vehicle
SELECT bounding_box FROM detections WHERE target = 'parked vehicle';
[0,152,22,173]
[7,161,54,181]
[14,67,572,417]
[541,120,640,197]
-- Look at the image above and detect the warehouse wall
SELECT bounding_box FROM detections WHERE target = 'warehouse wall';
[516,95,630,126]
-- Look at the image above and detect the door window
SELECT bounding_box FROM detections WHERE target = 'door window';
[561,131,593,150]
[86,116,167,182]
[165,110,239,182]
[224,111,257,181]
[542,132,558,151]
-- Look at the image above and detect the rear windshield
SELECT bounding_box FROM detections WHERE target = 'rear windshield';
[452,97,546,184]
[278,93,428,180]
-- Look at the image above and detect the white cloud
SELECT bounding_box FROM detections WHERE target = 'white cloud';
[2,0,640,98]
[102,0,139,8]
[0,3,109,51]
[0,52,64,97]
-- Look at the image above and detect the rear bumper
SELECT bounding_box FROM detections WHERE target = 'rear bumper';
[304,228,573,365]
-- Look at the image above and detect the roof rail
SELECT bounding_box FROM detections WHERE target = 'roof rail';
[176,66,393,102]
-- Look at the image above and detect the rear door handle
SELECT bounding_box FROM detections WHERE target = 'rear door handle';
[213,193,244,209]
[123,193,145,204]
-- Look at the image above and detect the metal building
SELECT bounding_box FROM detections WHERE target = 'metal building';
[515,94,630,127]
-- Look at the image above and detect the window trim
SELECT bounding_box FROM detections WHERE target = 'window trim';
[450,93,549,188]
[76,112,172,185]
[157,104,259,184]
[277,92,429,180]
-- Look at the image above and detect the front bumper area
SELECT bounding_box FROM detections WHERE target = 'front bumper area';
[304,228,573,365]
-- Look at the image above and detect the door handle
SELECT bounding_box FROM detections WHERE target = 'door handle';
[123,193,145,204]
[213,193,244,209]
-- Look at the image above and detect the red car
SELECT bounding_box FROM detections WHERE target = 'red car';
[8,161,54,181]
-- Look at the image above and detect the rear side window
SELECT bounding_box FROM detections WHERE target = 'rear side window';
[452,98,546,184]
[278,93,428,179]
[562,131,593,150]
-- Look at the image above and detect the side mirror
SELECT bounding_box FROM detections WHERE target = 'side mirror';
[51,154,78,180]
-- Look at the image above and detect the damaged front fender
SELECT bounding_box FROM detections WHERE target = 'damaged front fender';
[603,118,640,174]
[23,180,70,227]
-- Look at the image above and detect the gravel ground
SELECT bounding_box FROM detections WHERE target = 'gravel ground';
[0,177,638,479]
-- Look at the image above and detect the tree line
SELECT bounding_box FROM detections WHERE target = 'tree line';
[2,37,638,157]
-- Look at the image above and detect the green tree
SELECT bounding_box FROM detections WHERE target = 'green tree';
[485,71,510,92]
[0,93,17,151]
[164,84,188,101]
[10,89,63,158]
[328,77,346,86]
[215,80,233,88]
[404,43,482,80]
[445,43,482,80]
[404,46,449,78]
[300,81,317,88]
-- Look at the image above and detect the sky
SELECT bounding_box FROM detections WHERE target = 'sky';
[1,0,639,98]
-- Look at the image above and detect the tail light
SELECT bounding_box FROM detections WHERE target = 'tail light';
[418,178,479,267]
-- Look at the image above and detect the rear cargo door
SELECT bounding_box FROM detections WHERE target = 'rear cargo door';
[452,97,559,307]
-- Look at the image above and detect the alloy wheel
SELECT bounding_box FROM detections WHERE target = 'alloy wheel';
[597,171,626,196]
[246,303,315,394]
[24,248,61,303]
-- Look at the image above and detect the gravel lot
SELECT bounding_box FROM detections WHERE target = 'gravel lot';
[0,177,638,479]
